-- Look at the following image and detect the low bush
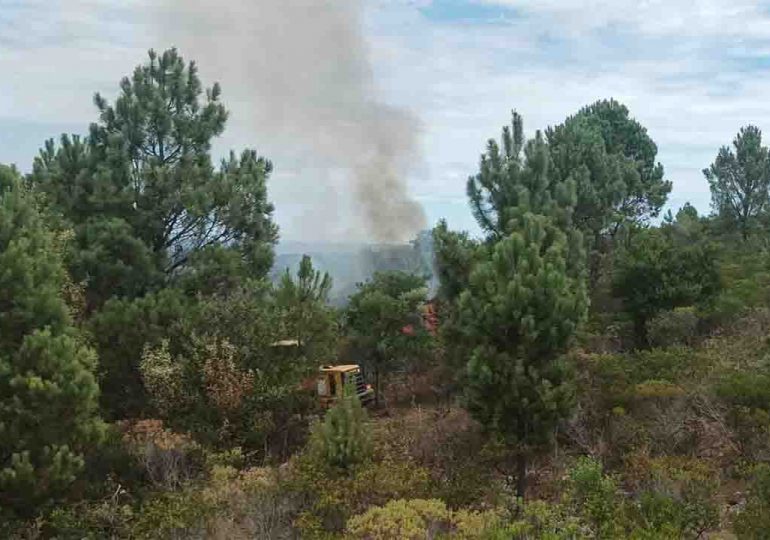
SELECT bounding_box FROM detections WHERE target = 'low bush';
[308,384,372,470]
[566,457,622,537]
[41,464,297,540]
[624,454,720,538]
[715,370,770,460]
[716,372,770,411]
[43,488,135,540]
[502,500,584,539]
[647,307,699,348]
[118,419,205,490]
[733,464,770,539]
[372,407,501,507]
[288,452,433,537]
[578,347,707,411]
[346,498,499,539]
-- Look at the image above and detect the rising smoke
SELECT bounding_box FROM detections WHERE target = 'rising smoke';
[156,0,426,243]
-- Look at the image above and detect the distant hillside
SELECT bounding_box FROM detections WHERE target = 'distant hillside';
[272,232,437,306]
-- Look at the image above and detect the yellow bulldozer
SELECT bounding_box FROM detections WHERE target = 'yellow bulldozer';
[271,339,375,408]
[316,364,375,408]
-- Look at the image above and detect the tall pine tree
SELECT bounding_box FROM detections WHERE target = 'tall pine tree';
[30,48,278,310]
[440,112,588,497]
[28,49,279,416]
[458,212,587,498]
[547,100,671,286]
[467,112,576,241]
[273,255,338,373]
[547,99,671,239]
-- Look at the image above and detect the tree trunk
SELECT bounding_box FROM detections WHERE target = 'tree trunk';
[516,452,528,499]
[374,364,381,407]
[588,233,603,291]
[634,316,649,350]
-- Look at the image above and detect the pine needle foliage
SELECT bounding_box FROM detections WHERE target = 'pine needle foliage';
[0,165,102,516]
[309,382,372,470]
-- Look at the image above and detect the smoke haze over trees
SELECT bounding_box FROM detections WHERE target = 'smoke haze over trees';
[156,0,426,244]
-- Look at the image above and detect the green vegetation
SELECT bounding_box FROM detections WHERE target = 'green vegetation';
[0,166,103,518]
[704,125,770,241]
[309,382,372,470]
[346,271,433,405]
[612,222,721,346]
[4,48,770,538]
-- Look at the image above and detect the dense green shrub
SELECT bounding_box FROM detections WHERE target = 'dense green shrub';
[646,307,699,348]
[613,226,720,347]
[89,288,194,419]
[503,500,584,539]
[40,464,295,540]
[580,347,707,412]
[715,371,770,460]
[734,464,770,539]
[346,271,433,405]
[624,455,720,538]
[567,457,622,537]
[716,371,770,411]
[289,453,432,537]
[44,492,135,540]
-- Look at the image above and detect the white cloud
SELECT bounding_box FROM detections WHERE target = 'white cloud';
[365,0,770,226]
[479,0,770,38]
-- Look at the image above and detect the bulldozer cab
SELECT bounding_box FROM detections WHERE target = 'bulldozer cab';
[317,365,374,408]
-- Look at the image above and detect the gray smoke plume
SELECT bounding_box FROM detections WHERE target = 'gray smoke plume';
[155,0,426,242]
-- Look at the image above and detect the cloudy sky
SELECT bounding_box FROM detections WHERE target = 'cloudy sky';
[3,0,770,242]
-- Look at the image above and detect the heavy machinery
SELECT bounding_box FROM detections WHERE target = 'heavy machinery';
[317,364,375,408]
[271,340,374,408]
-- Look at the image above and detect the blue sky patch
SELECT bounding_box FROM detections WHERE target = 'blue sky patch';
[419,0,516,23]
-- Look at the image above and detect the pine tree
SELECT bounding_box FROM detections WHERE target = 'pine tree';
[30,48,278,310]
[458,213,587,498]
[613,223,721,347]
[467,112,576,241]
[0,165,102,516]
[273,255,337,372]
[547,100,671,286]
[28,48,280,416]
[443,112,588,498]
[431,220,482,374]
[346,272,432,406]
[432,220,480,304]
[704,125,770,240]
[309,381,372,470]
[547,99,671,239]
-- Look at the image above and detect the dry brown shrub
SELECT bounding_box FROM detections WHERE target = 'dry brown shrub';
[119,419,201,489]
[372,407,477,464]
[381,366,456,409]
[201,465,296,539]
[202,339,254,414]
[372,406,503,506]
[714,307,770,339]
